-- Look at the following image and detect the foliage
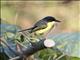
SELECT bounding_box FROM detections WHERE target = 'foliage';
[0,23,80,60]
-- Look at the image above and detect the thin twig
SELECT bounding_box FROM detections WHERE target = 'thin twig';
[55,53,65,60]
[9,56,20,60]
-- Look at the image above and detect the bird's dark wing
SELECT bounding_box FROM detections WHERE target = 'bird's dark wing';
[31,20,47,32]
[18,20,47,33]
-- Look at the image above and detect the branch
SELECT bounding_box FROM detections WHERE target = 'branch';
[0,37,18,56]
[9,39,55,60]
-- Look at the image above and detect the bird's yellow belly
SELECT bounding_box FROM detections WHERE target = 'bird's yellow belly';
[36,22,54,34]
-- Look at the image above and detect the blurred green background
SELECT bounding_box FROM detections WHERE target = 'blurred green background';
[1,1,80,34]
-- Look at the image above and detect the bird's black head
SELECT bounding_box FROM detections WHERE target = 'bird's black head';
[43,16,61,22]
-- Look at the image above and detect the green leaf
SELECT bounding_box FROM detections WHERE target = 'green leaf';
[51,32,80,58]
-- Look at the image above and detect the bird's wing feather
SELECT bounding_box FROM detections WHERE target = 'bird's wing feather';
[18,20,47,33]
[32,20,47,32]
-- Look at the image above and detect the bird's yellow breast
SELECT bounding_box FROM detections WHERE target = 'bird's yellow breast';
[36,22,55,34]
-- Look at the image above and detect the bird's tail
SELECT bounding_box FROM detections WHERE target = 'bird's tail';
[18,27,35,33]
[18,29,30,32]
[18,26,36,33]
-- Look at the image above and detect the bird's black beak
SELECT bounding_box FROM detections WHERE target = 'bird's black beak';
[55,20,61,22]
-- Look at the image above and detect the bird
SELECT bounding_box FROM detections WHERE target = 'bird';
[19,16,61,43]
[19,16,61,35]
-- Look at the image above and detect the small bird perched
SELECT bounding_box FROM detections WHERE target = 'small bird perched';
[19,16,61,35]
